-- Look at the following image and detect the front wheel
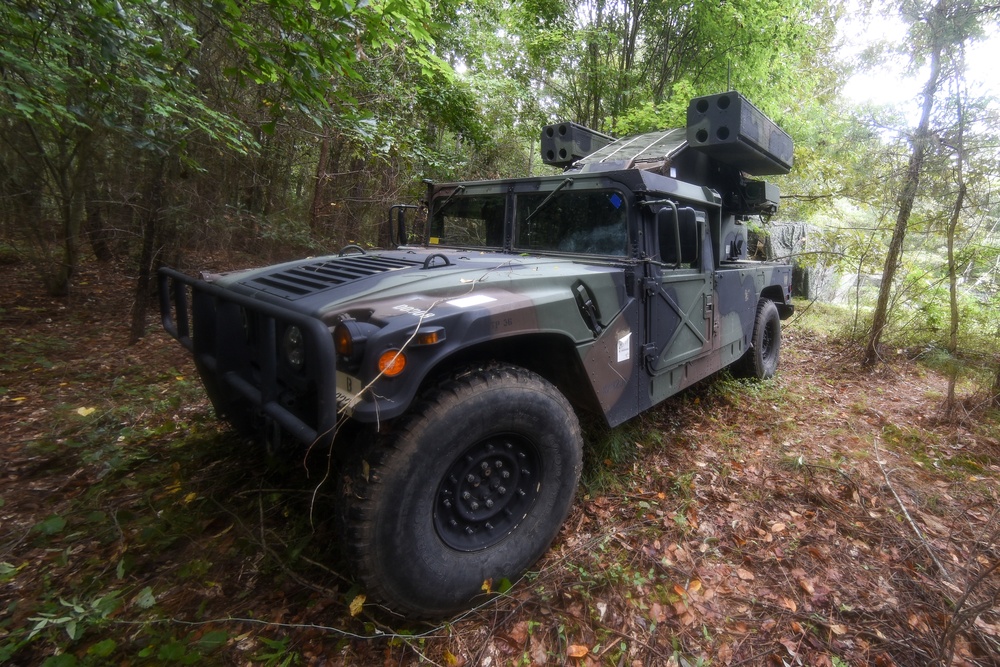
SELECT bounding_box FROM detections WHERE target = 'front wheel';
[343,364,583,618]
[733,298,781,379]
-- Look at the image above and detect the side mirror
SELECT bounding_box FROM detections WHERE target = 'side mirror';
[387,204,418,246]
[656,205,698,268]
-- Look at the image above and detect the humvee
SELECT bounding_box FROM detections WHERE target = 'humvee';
[159,92,794,617]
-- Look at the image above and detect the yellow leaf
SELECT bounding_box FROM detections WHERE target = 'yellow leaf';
[12,397,27,403]
[443,650,459,666]
[687,579,702,594]
[567,644,589,658]
[481,578,493,593]
[349,594,366,617]
[175,376,185,381]
[183,492,197,504]
[830,623,848,635]
[76,407,95,416]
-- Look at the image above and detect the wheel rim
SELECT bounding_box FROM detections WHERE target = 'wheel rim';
[434,434,542,551]
[761,317,777,362]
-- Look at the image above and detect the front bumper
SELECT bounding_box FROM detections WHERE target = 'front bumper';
[158,268,339,448]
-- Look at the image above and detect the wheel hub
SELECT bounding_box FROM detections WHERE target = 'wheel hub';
[434,435,541,551]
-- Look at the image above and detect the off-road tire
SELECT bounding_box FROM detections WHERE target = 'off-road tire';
[733,298,781,379]
[343,364,583,618]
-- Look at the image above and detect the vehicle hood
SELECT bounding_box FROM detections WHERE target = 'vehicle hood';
[212,248,629,328]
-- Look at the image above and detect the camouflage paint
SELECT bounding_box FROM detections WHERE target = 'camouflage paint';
[160,94,795,448]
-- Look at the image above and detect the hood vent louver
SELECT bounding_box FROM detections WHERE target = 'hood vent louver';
[240,255,422,300]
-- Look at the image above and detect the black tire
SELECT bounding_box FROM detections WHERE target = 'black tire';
[343,364,582,618]
[733,298,781,379]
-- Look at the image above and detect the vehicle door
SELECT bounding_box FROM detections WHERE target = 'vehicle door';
[644,205,714,380]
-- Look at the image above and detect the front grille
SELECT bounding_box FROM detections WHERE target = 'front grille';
[239,255,421,300]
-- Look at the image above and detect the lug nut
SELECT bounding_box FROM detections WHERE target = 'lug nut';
[502,471,510,479]
[485,499,494,509]
[470,501,479,510]
[498,486,506,495]
[467,474,476,483]
[462,491,471,500]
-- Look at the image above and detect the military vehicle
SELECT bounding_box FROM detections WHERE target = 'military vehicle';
[159,91,795,618]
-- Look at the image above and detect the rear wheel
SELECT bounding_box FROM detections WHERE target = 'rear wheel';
[343,364,582,618]
[734,298,781,379]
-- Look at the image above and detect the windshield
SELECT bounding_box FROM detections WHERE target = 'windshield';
[426,187,629,256]
[428,192,505,248]
[514,189,628,256]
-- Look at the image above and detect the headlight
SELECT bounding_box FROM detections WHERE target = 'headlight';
[282,325,305,370]
[334,319,381,370]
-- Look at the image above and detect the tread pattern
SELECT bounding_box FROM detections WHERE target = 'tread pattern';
[341,363,582,617]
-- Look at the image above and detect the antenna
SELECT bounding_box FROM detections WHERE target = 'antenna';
[727,61,732,91]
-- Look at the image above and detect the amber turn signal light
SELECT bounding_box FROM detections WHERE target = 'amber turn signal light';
[378,350,406,376]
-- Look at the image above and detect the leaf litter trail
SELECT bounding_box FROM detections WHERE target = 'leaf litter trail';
[1,259,998,666]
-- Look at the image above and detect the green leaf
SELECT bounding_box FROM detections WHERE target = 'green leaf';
[35,515,67,535]
[194,630,229,650]
[157,640,188,661]
[87,639,117,657]
[134,586,156,609]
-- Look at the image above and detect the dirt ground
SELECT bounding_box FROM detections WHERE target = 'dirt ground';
[1,258,999,666]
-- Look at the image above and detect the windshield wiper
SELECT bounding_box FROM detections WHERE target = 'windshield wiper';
[432,185,466,217]
[523,178,573,224]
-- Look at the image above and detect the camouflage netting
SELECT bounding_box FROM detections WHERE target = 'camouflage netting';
[750,223,838,301]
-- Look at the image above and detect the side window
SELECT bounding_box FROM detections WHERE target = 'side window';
[514,189,627,256]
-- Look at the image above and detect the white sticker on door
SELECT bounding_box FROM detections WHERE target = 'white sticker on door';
[617,332,631,363]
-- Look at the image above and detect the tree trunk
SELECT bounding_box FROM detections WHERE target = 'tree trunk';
[129,158,166,344]
[863,32,943,366]
[310,131,331,233]
[46,182,84,297]
[85,179,113,262]
[993,362,1000,408]
[944,90,966,418]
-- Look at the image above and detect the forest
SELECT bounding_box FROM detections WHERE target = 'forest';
[2,0,1000,665]
[2,0,999,390]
